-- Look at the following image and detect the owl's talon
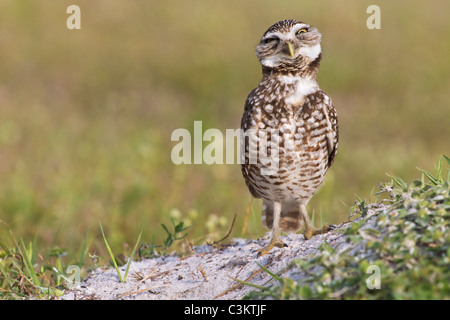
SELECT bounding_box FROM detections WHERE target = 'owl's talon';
[304,224,335,240]
[256,247,271,258]
[256,239,286,257]
[321,224,335,232]
[274,240,287,248]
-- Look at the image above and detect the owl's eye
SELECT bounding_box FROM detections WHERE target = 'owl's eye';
[296,28,308,35]
[262,37,279,45]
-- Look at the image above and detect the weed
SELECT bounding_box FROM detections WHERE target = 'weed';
[161,219,189,256]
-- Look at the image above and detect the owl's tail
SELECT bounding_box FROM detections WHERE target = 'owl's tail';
[261,200,304,232]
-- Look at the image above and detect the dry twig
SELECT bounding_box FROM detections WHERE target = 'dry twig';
[207,213,237,246]
[197,265,208,282]
[118,268,156,298]
[214,255,274,299]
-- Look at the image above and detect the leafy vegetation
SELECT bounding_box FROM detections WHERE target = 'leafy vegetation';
[245,156,450,299]
[0,220,192,299]
[0,235,71,299]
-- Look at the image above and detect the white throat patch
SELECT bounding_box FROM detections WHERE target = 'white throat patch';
[280,75,319,106]
[260,56,278,68]
[298,43,321,60]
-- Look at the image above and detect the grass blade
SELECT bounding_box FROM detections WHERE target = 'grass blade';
[443,154,450,166]
[435,156,443,182]
[386,173,408,189]
[228,275,269,291]
[256,262,282,282]
[78,231,90,267]
[99,222,123,282]
[417,167,439,185]
[123,228,143,282]
[18,240,41,287]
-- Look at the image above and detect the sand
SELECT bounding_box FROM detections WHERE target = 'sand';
[62,210,379,300]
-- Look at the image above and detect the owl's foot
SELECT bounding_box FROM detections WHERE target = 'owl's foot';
[303,224,336,240]
[256,238,287,257]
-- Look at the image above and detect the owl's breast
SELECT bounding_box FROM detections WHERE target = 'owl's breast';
[241,87,333,202]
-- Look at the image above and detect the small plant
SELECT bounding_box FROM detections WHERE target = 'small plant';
[138,236,161,259]
[350,196,370,218]
[161,218,189,256]
[138,218,189,258]
[99,223,142,283]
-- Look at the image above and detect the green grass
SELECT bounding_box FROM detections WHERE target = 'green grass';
[99,222,142,283]
[0,1,449,299]
[0,220,187,299]
[0,234,66,298]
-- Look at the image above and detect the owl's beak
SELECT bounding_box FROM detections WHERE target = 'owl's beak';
[286,41,295,58]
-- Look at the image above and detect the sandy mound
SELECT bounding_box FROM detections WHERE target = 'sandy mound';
[62,212,378,300]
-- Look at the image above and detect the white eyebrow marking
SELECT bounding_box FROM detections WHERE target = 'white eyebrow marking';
[292,23,310,33]
[262,31,285,41]
[262,23,310,42]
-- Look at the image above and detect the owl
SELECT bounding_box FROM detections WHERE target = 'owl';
[241,19,338,256]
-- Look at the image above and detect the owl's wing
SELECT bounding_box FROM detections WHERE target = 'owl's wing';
[241,88,257,129]
[321,93,339,168]
[240,88,263,199]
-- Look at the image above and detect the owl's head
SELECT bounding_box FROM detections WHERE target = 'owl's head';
[256,19,322,75]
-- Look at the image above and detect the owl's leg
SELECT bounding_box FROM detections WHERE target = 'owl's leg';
[300,204,334,240]
[257,202,287,257]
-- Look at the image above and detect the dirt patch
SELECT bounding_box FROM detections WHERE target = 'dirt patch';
[62,214,377,300]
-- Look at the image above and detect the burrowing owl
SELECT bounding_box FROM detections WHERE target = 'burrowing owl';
[241,19,338,256]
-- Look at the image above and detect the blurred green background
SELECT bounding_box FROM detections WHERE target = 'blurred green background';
[0,0,448,261]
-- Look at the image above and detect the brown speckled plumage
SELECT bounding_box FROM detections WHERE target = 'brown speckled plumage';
[241,20,338,254]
